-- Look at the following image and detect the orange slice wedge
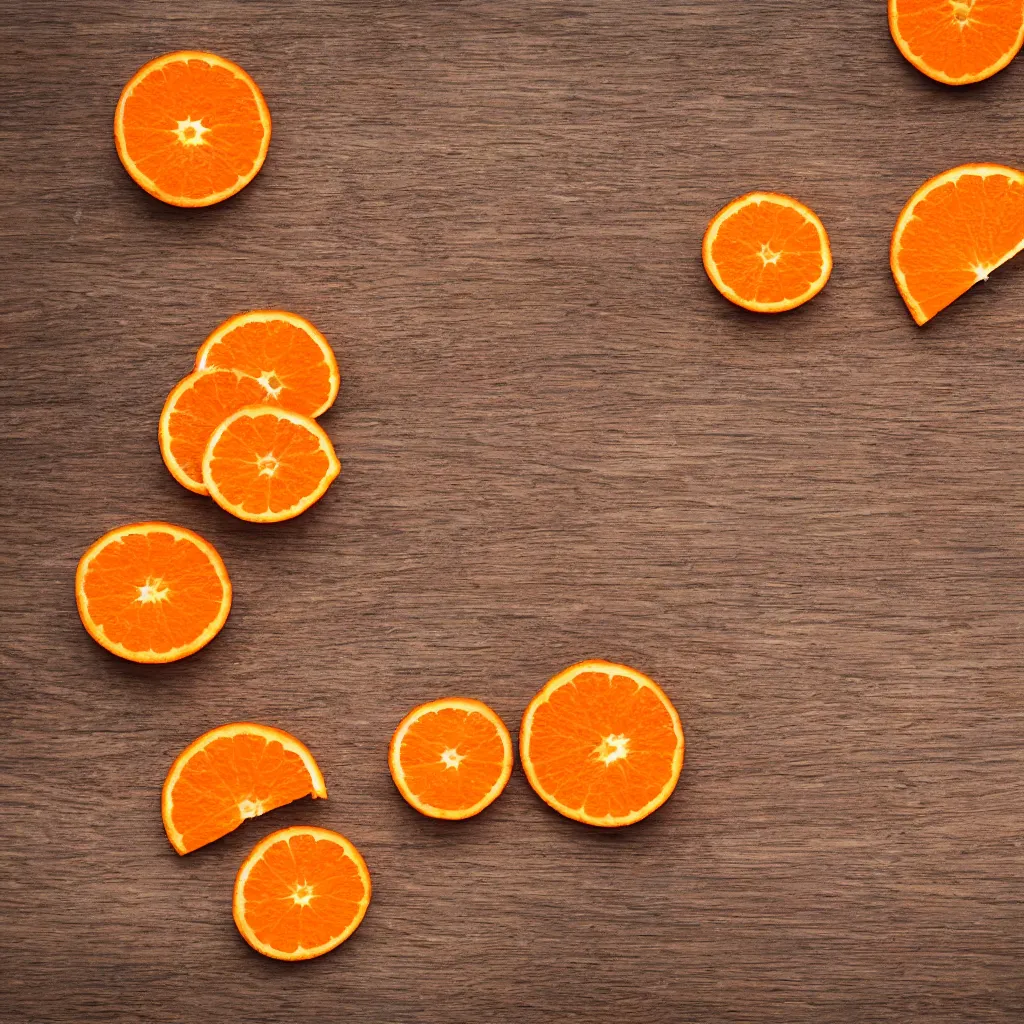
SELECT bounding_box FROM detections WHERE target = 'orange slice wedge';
[114,51,271,207]
[195,311,339,418]
[76,522,231,663]
[201,405,340,522]
[159,369,267,494]
[234,827,371,960]
[891,163,1024,325]
[520,660,684,827]
[702,192,832,313]
[162,723,327,855]
[889,0,1024,85]
[389,698,514,819]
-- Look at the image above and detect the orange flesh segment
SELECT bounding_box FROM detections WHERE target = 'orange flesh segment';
[392,703,511,816]
[203,408,338,520]
[523,665,683,825]
[79,527,228,658]
[116,53,269,205]
[890,0,1024,84]
[239,831,369,956]
[166,730,323,853]
[893,166,1024,324]
[161,370,266,492]
[197,315,338,418]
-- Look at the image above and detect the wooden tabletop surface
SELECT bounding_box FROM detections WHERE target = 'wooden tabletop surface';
[3,2,1024,1021]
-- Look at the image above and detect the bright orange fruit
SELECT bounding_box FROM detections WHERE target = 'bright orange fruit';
[195,311,339,419]
[159,369,267,494]
[389,698,513,819]
[891,163,1024,325]
[114,51,271,207]
[76,522,231,663]
[234,826,371,960]
[162,723,327,855]
[702,192,832,313]
[520,660,684,827]
[889,0,1024,85]
[201,405,340,522]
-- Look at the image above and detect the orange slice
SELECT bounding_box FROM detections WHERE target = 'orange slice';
[201,405,340,522]
[889,0,1024,85]
[76,522,231,663]
[891,163,1024,325]
[195,311,339,419]
[234,826,371,960]
[159,369,267,494]
[520,660,684,827]
[162,723,327,855]
[389,698,514,819]
[114,51,271,207]
[702,192,832,313]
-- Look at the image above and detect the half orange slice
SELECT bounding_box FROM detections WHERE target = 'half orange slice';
[159,369,267,494]
[891,163,1024,325]
[162,723,327,855]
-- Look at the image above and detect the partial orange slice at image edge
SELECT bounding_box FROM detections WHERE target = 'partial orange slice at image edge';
[234,826,371,961]
[702,192,832,313]
[195,310,339,419]
[159,368,268,494]
[389,698,514,820]
[162,723,327,855]
[76,522,231,664]
[202,405,340,523]
[891,163,1024,325]
[889,0,1024,86]
[520,660,684,828]
[114,51,271,207]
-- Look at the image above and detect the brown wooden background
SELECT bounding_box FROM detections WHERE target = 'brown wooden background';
[3,1,1024,1021]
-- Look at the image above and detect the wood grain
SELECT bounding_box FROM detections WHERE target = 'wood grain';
[2,1,1024,1021]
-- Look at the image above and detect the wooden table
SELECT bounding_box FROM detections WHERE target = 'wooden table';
[3,2,1023,1021]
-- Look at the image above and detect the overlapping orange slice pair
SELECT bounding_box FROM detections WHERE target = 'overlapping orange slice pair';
[159,310,341,522]
[163,722,370,962]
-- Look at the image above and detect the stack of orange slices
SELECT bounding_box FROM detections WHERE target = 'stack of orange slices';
[159,310,341,522]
